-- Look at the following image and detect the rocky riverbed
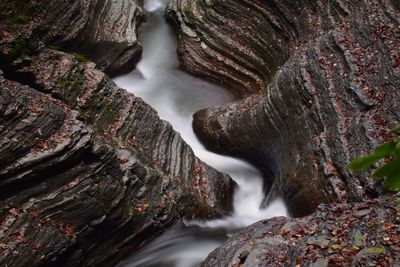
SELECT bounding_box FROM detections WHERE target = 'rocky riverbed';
[1,0,399,266]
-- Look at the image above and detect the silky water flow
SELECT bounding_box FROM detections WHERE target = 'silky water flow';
[114,1,287,266]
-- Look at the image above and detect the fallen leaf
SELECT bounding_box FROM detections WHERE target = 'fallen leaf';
[28,211,39,218]
[9,208,19,216]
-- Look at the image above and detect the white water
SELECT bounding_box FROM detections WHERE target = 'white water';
[114,1,287,266]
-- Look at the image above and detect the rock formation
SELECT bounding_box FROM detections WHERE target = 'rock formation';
[202,196,400,267]
[1,0,400,266]
[169,0,400,216]
[0,1,235,266]
[1,0,146,76]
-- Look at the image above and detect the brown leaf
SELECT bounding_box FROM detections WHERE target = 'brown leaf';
[2,31,10,39]
[117,157,129,164]
[9,208,19,216]
[28,211,39,218]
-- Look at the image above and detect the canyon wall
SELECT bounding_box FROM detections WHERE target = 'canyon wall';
[169,0,400,216]
[0,1,235,266]
[167,0,349,97]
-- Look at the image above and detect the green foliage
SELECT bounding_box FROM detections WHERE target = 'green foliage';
[349,126,400,191]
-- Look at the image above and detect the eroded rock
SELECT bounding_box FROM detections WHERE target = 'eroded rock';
[173,0,400,215]
[167,0,352,97]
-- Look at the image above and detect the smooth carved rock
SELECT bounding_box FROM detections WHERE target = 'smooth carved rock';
[201,196,400,267]
[172,0,400,215]
[0,13,234,267]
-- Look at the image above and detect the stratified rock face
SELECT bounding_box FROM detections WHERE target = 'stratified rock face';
[173,0,400,215]
[202,196,400,267]
[167,0,347,97]
[1,0,146,75]
[0,9,234,267]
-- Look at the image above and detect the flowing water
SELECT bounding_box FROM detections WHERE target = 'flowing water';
[114,1,287,266]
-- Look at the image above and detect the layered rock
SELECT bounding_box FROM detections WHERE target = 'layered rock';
[167,0,350,97]
[0,8,234,267]
[202,196,400,266]
[171,0,400,215]
[1,0,146,75]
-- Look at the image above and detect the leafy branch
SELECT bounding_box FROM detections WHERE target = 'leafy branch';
[349,126,400,191]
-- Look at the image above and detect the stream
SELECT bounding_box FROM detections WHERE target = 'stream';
[113,1,288,266]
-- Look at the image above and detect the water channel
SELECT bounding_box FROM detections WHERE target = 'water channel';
[114,1,287,266]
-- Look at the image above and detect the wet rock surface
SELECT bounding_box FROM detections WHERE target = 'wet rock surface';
[172,0,400,215]
[0,5,235,267]
[202,196,400,267]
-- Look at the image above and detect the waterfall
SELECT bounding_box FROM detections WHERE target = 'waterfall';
[114,2,287,266]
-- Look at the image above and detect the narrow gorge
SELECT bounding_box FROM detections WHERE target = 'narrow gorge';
[0,0,399,266]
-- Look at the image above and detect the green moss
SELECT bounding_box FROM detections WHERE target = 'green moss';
[47,43,90,64]
[8,37,30,59]
[46,45,90,64]
[1,1,33,31]
[10,15,32,25]
[53,66,85,105]
[12,0,27,13]
[70,52,90,63]
[330,244,343,250]
[95,104,118,132]
[80,90,118,133]
[366,247,385,254]
[353,230,365,247]
[47,44,61,50]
